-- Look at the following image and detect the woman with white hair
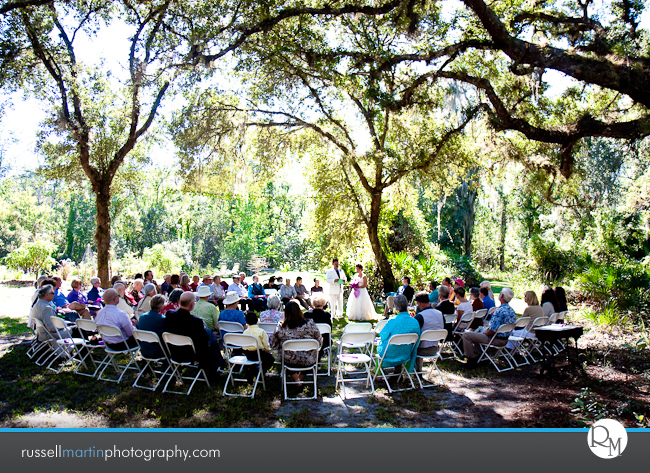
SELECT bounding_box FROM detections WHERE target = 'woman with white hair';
[113,282,134,317]
[129,278,145,304]
[480,281,495,301]
[259,294,283,323]
[87,277,104,302]
[135,283,157,319]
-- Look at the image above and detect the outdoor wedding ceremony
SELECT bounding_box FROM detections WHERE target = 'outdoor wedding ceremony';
[0,0,648,441]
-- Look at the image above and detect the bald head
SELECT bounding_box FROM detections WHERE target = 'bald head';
[103,288,119,305]
[179,291,196,309]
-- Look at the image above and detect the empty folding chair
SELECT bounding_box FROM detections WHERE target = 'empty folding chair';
[162,332,210,395]
[281,339,319,400]
[48,316,87,374]
[26,324,51,362]
[95,324,140,383]
[477,323,517,372]
[31,318,59,367]
[374,319,388,335]
[74,318,106,378]
[343,322,373,333]
[336,332,375,399]
[415,329,448,388]
[132,329,172,391]
[473,308,488,327]
[222,333,266,398]
[316,323,332,376]
[558,310,568,323]
[372,333,419,393]
[258,322,278,336]
[506,317,531,367]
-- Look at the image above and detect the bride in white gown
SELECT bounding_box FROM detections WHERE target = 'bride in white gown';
[346,263,378,321]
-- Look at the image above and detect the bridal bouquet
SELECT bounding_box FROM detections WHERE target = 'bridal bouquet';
[350,280,360,298]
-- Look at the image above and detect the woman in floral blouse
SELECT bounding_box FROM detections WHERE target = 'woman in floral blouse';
[259,295,284,323]
[271,301,322,383]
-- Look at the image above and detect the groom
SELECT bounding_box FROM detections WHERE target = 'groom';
[325,258,347,318]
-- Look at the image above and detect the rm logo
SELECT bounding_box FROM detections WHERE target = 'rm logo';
[588,419,628,459]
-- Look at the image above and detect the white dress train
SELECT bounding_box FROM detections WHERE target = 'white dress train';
[346,275,377,321]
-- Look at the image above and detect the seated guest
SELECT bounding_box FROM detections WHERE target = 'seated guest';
[219,276,229,292]
[238,272,249,289]
[190,275,200,292]
[554,286,568,315]
[454,287,472,319]
[144,270,157,287]
[66,279,91,320]
[442,277,455,302]
[428,281,439,304]
[263,276,276,290]
[413,291,444,371]
[165,292,225,373]
[32,285,70,342]
[310,278,323,294]
[113,282,134,318]
[469,287,484,312]
[160,274,171,294]
[521,290,544,331]
[111,275,123,286]
[270,301,322,384]
[191,285,220,332]
[95,289,137,350]
[247,275,268,312]
[397,276,414,303]
[135,283,157,319]
[462,288,517,367]
[228,275,250,310]
[168,274,180,294]
[259,295,284,324]
[279,277,297,305]
[179,274,193,292]
[275,277,284,290]
[436,284,455,316]
[137,294,167,358]
[294,276,312,310]
[242,311,275,378]
[303,294,332,356]
[52,276,86,321]
[210,275,226,310]
[541,286,559,317]
[198,274,213,290]
[480,280,495,301]
[161,288,184,315]
[452,278,465,305]
[219,291,248,331]
[479,287,495,314]
[377,294,420,372]
[129,279,144,304]
[87,277,104,303]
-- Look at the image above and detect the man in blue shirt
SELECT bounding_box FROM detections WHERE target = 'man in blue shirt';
[378,294,420,372]
[462,287,517,367]
[480,287,495,315]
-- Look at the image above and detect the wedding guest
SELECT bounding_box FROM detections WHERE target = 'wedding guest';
[180,274,193,292]
[260,295,284,324]
[480,280,495,301]
[428,281,439,304]
[87,277,104,302]
[470,287,484,312]
[522,290,544,331]
[242,311,275,378]
[135,283,157,319]
[247,275,267,312]
[279,277,297,305]
[137,294,167,359]
[160,274,171,294]
[210,275,227,310]
[311,278,323,294]
[397,276,414,303]
[113,282,134,318]
[541,286,559,317]
[480,287,495,313]
[161,288,183,315]
[190,275,200,292]
[294,276,312,310]
[95,289,137,350]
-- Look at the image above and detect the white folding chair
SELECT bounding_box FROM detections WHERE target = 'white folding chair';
[558,310,568,322]
[30,318,58,367]
[222,333,266,398]
[132,329,172,391]
[343,322,373,333]
[162,332,210,395]
[95,324,141,383]
[374,319,389,334]
[415,329,447,388]
[474,308,488,326]
[477,323,516,372]
[522,316,549,362]
[372,333,419,393]
[336,332,375,399]
[74,318,105,378]
[316,323,332,376]
[487,307,497,317]
[26,325,50,361]
[217,321,245,335]
[48,316,87,374]
[258,322,278,336]
[506,317,531,367]
[450,311,475,357]
[438,314,457,360]
[264,289,278,297]
[281,339,319,400]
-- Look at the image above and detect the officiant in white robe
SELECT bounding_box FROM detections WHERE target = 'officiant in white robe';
[325,258,347,317]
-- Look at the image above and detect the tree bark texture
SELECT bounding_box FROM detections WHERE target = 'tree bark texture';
[499,193,507,271]
[94,182,112,288]
[367,192,397,293]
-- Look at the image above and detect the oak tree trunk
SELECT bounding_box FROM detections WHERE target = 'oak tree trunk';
[94,182,112,288]
[367,192,396,293]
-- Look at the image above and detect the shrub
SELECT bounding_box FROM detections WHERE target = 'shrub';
[142,242,185,275]
[57,258,76,281]
[4,241,56,277]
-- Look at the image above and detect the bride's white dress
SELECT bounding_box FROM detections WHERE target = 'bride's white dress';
[346,274,377,321]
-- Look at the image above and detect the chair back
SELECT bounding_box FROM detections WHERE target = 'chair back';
[315,323,332,336]
[513,316,531,330]
[487,306,497,316]
[458,311,475,323]
[76,318,97,333]
[443,313,456,324]
[264,289,278,296]
[132,329,162,345]
[343,322,373,333]
[231,263,240,274]
[49,316,69,331]
[96,324,123,339]
[282,339,319,353]
[224,333,258,349]
[548,312,560,324]
[220,263,227,274]
[217,321,244,333]
[32,317,53,342]
[386,333,419,347]
[374,319,388,334]
[474,308,488,320]
[258,322,278,335]
[531,316,549,328]
[162,332,196,351]
[419,329,447,344]
[340,331,374,347]
[495,323,516,334]
[558,310,568,320]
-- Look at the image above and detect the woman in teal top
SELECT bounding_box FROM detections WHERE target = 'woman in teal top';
[428,281,439,303]
[377,294,420,372]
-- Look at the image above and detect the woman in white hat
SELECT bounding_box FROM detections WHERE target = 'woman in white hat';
[219,291,247,329]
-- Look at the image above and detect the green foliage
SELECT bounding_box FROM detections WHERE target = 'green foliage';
[4,241,56,277]
[571,388,612,427]
[528,237,578,283]
[142,243,186,275]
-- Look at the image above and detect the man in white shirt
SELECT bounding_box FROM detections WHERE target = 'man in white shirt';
[95,288,137,350]
[227,276,250,310]
[325,258,347,318]
[279,277,297,305]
